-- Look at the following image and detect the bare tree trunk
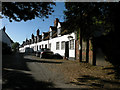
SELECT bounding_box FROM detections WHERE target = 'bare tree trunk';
[79,28,82,62]
[93,38,96,65]
[86,39,89,63]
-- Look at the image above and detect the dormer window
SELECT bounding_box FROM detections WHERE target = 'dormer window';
[58,27,61,35]
[57,22,61,36]
[50,31,52,38]
[42,33,44,40]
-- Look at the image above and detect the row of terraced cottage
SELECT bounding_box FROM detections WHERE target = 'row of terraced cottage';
[19,18,108,66]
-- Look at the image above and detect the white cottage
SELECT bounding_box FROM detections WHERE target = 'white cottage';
[19,18,77,60]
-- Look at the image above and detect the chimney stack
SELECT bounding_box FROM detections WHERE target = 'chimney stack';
[31,34,34,39]
[54,18,59,27]
[37,29,39,36]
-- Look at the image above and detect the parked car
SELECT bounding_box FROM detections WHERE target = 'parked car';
[25,47,34,53]
[36,48,54,59]
[35,48,44,57]
[52,53,63,59]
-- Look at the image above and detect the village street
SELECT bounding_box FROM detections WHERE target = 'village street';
[2,53,120,89]
[2,53,81,89]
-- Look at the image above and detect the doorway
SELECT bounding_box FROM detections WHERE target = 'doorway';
[65,41,69,59]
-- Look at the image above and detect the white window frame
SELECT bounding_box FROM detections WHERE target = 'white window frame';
[70,39,74,50]
[61,41,65,50]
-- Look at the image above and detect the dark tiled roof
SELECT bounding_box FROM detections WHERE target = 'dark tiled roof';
[61,29,69,36]
[3,30,14,43]
[43,32,50,41]
[50,26,57,31]
[52,32,57,38]
[44,35,50,40]
[38,35,42,38]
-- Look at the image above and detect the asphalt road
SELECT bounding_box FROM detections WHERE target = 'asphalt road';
[2,53,80,89]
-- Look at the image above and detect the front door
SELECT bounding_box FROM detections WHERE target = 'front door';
[37,45,38,51]
[65,41,69,59]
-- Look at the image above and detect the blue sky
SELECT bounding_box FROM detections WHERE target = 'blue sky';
[1,2,66,44]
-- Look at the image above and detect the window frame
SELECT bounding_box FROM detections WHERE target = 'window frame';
[61,41,65,50]
[70,39,74,50]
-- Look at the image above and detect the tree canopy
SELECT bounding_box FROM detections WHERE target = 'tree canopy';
[64,2,120,40]
[12,42,20,52]
[2,2,56,22]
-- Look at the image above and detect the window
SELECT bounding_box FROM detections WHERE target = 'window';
[49,43,51,50]
[61,41,65,50]
[39,45,41,49]
[56,42,59,50]
[70,39,74,50]
[42,44,43,48]
[37,45,38,51]
[58,27,61,35]
[45,44,47,49]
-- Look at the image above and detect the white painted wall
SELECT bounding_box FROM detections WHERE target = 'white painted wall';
[37,40,48,50]
[49,32,76,58]
[19,47,25,52]
[19,32,76,59]
[19,20,76,59]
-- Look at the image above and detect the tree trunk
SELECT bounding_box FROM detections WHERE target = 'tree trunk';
[86,39,89,63]
[79,28,82,62]
[92,38,96,66]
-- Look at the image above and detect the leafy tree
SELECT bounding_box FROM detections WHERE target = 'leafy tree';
[64,2,120,65]
[2,2,56,22]
[64,2,119,39]
[12,42,20,52]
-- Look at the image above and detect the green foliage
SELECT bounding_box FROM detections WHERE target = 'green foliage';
[12,42,20,52]
[2,2,56,22]
[64,2,120,40]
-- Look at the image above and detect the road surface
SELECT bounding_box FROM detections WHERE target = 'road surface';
[2,53,80,89]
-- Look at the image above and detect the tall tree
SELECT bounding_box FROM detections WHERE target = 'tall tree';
[64,2,120,64]
[12,42,20,52]
[2,2,56,22]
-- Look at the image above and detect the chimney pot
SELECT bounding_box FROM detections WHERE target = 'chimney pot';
[54,18,59,27]
[37,29,39,36]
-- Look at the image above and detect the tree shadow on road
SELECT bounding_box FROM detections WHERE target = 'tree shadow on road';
[24,58,63,64]
[24,55,63,64]
[103,66,120,80]
[2,53,59,89]
[3,69,55,90]
[70,75,120,88]
[2,53,30,71]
